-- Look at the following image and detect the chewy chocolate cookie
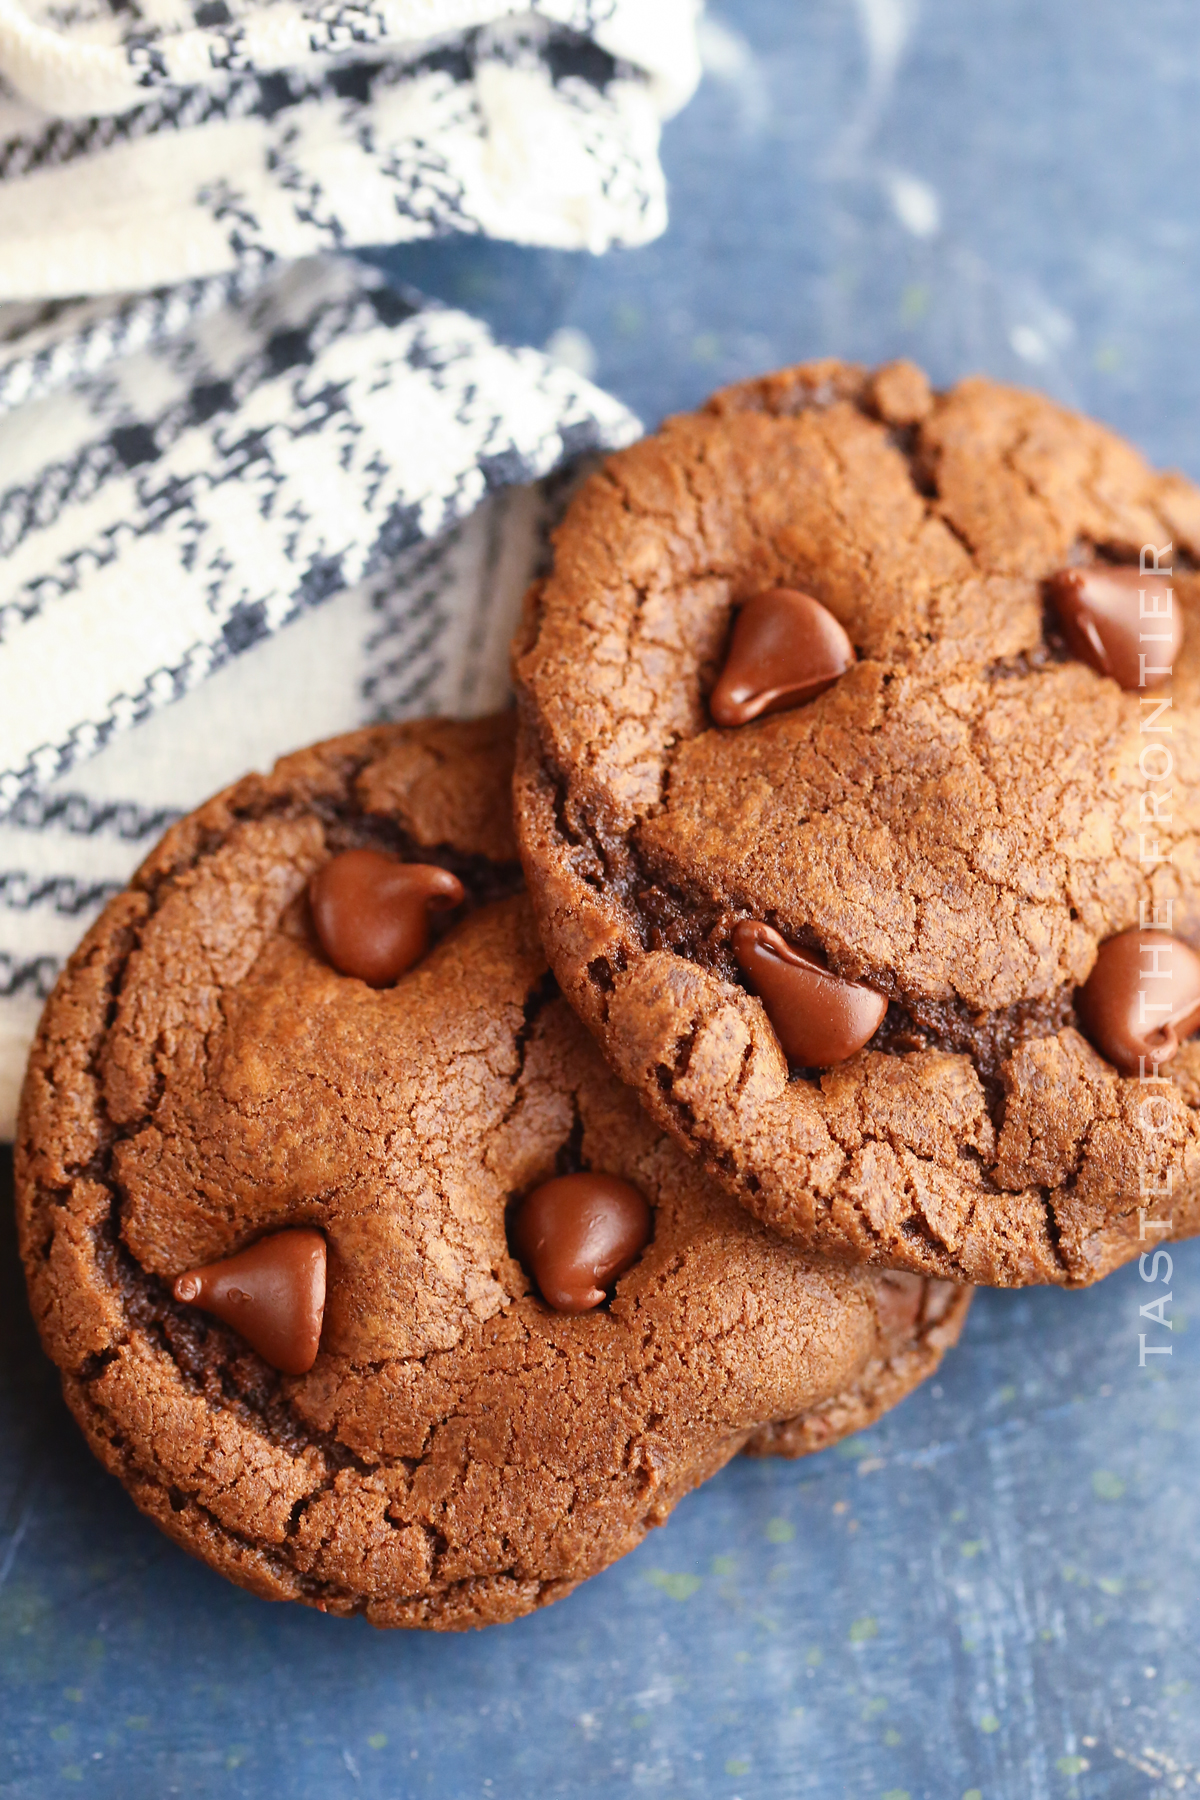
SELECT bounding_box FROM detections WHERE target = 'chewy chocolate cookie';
[744,1270,968,1460]
[513,361,1200,1287]
[16,714,966,1631]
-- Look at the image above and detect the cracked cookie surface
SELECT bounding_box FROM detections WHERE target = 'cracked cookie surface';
[16,713,967,1631]
[512,361,1200,1286]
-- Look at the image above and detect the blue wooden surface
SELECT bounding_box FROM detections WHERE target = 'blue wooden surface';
[7,3,1200,1795]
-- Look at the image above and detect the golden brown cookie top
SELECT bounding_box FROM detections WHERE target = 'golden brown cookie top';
[513,361,1200,1286]
[16,713,949,1630]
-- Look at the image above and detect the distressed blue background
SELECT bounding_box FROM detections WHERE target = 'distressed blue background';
[5,2,1200,1796]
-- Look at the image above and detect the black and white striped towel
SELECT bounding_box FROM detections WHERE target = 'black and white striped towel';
[0,0,698,1134]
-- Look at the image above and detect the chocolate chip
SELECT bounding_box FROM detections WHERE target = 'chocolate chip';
[309,848,464,986]
[173,1228,327,1375]
[1075,928,1200,1073]
[710,588,854,727]
[731,921,887,1067]
[1046,566,1182,691]
[510,1173,652,1314]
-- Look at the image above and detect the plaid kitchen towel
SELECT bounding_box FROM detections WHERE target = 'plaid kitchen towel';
[0,0,701,1134]
[0,0,699,298]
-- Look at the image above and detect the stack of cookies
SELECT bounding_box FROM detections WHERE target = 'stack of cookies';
[16,360,1200,1630]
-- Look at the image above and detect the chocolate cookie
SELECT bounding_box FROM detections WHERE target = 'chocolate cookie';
[745,1271,970,1459]
[16,714,966,1631]
[513,361,1200,1286]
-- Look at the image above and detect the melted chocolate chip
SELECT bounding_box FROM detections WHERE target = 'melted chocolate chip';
[1075,928,1200,1074]
[731,921,887,1067]
[309,848,464,986]
[173,1228,327,1375]
[510,1173,652,1314]
[1046,566,1182,691]
[710,588,855,727]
